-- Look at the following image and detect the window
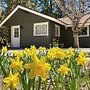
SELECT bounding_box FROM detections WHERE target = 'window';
[78,26,89,37]
[14,28,19,38]
[55,24,60,37]
[34,22,48,36]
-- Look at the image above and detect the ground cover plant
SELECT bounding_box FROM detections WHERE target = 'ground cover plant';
[0,46,90,90]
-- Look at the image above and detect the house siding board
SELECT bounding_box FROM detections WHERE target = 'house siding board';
[61,27,74,48]
[4,9,50,48]
[3,9,90,48]
[63,26,90,48]
[79,25,90,48]
[49,21,67,48]
[59,25,66,47]
[48,21,55,46]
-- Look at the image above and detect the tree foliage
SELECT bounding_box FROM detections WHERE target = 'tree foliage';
[1,0,61,18]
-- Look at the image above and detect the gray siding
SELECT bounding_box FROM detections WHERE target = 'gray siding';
[4,9,90,48]
[79,26,90,48]
[4,9,51,48]
[49,21,64,47]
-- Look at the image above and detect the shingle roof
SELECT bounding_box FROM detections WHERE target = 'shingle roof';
[58,14,90,27]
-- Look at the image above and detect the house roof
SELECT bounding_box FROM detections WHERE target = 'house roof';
[58,14,90,27]
[0,5,67,27]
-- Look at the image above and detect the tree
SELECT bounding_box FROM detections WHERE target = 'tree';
[55,0,90,48]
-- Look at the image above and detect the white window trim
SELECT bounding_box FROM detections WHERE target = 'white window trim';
[78,25,89,37]
[33,22,48,36]
[55,24,60,37]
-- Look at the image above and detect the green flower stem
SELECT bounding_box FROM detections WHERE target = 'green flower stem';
[32,78,35,90]
[85,69,90,89]
[27,79,35,90]
[37,77,41,90]
[47,72,55,90]
[55,76,59,90]
[44,80,47,90]
[20,73,27,90]
[0,63,8,77]
[61,75,65,90]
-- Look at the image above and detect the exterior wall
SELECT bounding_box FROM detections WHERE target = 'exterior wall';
[62,26,90,48]
[49,21,64,47]
[61,27,74,48]
[4,9,90,48]
[79,25,90,48]
[4,9,51,48]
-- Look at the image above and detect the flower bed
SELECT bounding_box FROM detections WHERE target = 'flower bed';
[0,46,90,90]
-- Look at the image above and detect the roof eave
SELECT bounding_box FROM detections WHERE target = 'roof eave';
[0,5,66,27]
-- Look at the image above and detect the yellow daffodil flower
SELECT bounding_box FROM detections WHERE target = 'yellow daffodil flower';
[47,47,57,60]
[24,45,37,56]
[78,51,88,58]
[38,46,46,50]
[10,57,23,71]
[3,71,19,89]
[1,46,7,54]
[55,48,66,59]
[12,51,24,58]
[47,47,65,60]
[66,47,74,58]
[24,54,50,81]
[76,57,88,66]
[58,64,70,75]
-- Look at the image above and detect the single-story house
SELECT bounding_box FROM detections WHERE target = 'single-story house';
[59,14,90,48]
[0,5,90,48]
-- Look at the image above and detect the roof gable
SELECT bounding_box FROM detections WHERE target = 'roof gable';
[0,5,66,27]
[59,14,90,27]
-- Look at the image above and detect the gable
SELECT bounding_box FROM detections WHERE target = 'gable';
[3,9,51,27]
[0,5,66,27]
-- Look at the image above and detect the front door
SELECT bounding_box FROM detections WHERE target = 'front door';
[11,25,20,48]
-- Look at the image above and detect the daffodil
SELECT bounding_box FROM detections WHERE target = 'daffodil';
[58,64,70,75]
[10,57,23,71]
[12,51,24,58]
[24,48,31,56]
[3,71,19,89]
[78,51,88,58]
[24,45,37,56]
[30,45,37,55]
[38,46,46,50]
[55,48,66,59]
[47,47,66,60]
[66,47,74,58]
[76,57,88,66]
[47,47,57,60]
[24,54,50,81]
[1,46,7,54]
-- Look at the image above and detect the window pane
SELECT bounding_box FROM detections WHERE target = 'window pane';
[14,28,19,37]
[78,27,87,36]
[42,25,47,34]
[34,22,48,36]
[55,25,60,37]
[36,25,41,34]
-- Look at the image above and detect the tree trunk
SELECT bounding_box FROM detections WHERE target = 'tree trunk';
[73,32,79,48]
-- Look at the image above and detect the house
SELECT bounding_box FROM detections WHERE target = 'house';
[59,15,90,48]
[0,5,90,48]
[0,5,67,48]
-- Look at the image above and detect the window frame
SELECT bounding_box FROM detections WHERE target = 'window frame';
[55,24,60,37]
[33,22,48,36]
[78,26,89,37]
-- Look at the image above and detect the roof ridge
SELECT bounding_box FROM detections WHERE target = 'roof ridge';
[0,5,66,27]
